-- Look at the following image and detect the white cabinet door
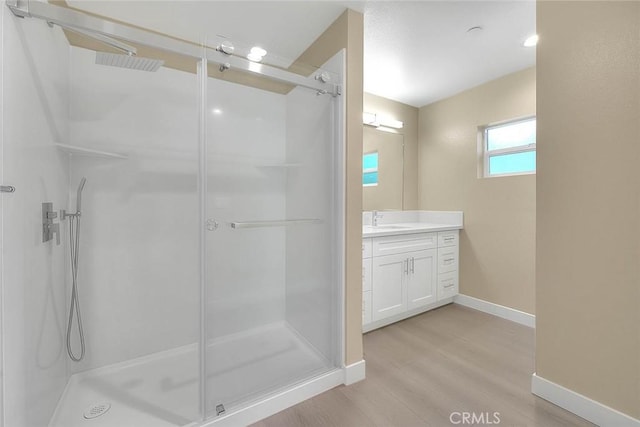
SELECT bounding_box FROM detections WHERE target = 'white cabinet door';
[363,257,372,292]
[362,238,372,258]
[372,252,407,321]
[407,249,437,310]
[363,290,372,325]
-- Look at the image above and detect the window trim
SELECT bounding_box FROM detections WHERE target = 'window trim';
[482,116,536,178]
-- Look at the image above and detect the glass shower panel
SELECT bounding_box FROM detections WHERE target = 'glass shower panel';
[1,12,201,425]
[204,63,341,416]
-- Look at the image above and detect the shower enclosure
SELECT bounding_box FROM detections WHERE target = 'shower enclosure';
[0,1,345,426]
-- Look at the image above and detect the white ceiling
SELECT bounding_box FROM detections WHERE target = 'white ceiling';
[68,1,535,108]
[362,1,536,107]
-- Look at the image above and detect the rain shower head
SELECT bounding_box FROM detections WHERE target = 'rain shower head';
[76,177,87,214]
[95,52,165,72]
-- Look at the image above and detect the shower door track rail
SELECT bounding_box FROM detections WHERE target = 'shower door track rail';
[5,0,341,96]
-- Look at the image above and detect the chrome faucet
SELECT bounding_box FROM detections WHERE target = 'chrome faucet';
[372,210,384,226]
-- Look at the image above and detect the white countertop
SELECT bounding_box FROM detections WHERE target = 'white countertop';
[363,222,463,238]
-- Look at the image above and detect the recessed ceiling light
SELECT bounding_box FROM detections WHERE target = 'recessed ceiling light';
[250,46,267,57]
[247,46,267,62]
[523,34,539,47]
[212,108,222,115]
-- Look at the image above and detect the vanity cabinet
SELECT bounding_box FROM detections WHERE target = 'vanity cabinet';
[363,229,459,332]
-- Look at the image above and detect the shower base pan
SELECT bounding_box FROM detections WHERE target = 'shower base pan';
[49,322,339,427]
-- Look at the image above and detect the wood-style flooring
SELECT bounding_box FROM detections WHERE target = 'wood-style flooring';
[253,304,594,427]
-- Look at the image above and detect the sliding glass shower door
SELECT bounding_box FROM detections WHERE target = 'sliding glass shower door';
[2,1,344,423]
[202,54,344,417]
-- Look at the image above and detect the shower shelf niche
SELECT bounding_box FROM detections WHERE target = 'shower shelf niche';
[56,143,128,160]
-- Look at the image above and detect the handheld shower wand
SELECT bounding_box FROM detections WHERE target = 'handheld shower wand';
[64,177,87,362]
[76,177,86,215]
[62,177,86,220]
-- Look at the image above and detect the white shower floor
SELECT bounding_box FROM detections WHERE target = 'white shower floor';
[50,322,331,427]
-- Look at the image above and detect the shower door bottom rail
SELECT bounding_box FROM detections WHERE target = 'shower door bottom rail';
[229,219,322,229]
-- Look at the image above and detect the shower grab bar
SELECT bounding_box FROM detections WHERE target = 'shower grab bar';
[230,219,322,229]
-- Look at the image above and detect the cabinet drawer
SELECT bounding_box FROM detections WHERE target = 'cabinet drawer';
[438,245,458,274]
[362,238,372,259]
[438,230,459,247]
[373,233,437,257]
[437,271,458,300]
[363,257,372,292]
[363,291,372,325]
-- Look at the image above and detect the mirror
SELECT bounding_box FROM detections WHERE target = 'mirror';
[362,126,404,211]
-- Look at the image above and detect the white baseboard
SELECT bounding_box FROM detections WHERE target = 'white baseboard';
[454,294,535,328]
[532,373,640,427]
[344,360,366,385]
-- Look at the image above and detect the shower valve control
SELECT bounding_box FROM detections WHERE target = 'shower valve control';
[206,219,219,231]
[42,202,61,245]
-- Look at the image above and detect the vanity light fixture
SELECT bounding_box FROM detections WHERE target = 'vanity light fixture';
[362,112,403,129]
[523,34,539,47]
[247,46,267,62]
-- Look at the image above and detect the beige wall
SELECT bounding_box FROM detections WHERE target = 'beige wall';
[294,9,365,365]
[536,1,640,419]
[363,93,419,210]
[418,67,536,314]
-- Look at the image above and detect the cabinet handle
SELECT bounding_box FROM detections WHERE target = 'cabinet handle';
[444,237,454,242]
[410,257,415,274]
[404,259,408,275]
[444,283,455,289]
[444,258,455,263]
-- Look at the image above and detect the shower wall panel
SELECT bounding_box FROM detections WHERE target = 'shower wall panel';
[67,47,200,373]
[1,13,71,427]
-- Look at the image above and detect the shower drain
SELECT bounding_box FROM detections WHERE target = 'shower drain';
[83,402,111,419]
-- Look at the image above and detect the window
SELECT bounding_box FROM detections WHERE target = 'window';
[483,117,536,177]
[363,152,379,186]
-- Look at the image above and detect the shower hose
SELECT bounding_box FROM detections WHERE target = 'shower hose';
[66,214,85,362]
